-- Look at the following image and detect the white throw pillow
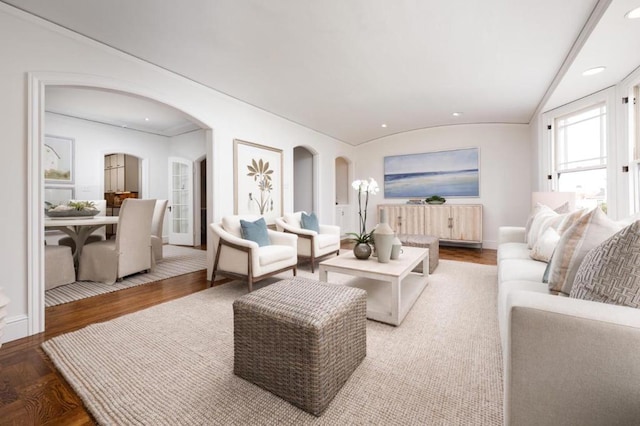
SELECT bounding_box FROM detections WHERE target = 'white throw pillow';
[527,206,558,249]
[530,227,560,263]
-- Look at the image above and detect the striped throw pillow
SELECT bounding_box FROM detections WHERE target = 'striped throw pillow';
[548,207,624,295]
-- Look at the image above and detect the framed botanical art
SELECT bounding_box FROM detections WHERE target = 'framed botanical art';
[44,135,74,184]
[384,147,480,198]
[234,139,283,224]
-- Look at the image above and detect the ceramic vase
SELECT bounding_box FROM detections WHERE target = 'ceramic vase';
[390,234,402,260]
[373,210,394,263]
[353,242,372,260]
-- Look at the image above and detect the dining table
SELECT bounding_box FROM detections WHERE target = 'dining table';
[44,216,119,264]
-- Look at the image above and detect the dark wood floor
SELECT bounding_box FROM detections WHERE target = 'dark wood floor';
[0,245,495,425]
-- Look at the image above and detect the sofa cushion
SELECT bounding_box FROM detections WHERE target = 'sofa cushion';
[498,242,530,261]
[548,208,624,295]
[499,258,548,284]
[240,217,271,247]
[570,220,640,308]
[258,245,296,266]
[316,233,339,249]
[530,227,560,263]
[301,212,320,233]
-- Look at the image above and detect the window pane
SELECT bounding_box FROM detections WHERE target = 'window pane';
[558,168,607,212]
[556,104,606,170]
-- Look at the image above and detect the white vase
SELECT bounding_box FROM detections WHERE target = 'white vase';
[374,210,394,263]
[390,234,402,260]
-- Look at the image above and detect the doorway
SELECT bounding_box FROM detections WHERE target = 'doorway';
[28,73,212,337]
[293,146,316,213]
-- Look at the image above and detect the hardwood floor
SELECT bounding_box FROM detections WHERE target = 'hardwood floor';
[0,245,495,425]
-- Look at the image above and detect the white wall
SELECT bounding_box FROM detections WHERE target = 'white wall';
[354,124,532,248]
[169,130,206,161]
[0,5,354,343]
[46,113,171,201]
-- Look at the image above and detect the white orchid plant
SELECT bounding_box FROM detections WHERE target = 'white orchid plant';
[347,178,380,244]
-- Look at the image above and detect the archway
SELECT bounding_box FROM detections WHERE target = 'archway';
[293,145,318,213]
[29,72,212,336]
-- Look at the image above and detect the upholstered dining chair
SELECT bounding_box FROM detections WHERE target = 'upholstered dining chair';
[210,214,298,292]
[275,211,340,273]
[77,198,155,284]
[44,245,75,290]
[58,199,107,251]
[151,199,168,263]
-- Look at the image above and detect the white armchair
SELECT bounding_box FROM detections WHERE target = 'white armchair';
[210,215,298,292]
[275,212,340,273]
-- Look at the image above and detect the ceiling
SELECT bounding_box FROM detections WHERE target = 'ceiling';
[5,0,640,145]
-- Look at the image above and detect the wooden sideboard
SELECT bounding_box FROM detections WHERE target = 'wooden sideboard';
[378,204,483,247]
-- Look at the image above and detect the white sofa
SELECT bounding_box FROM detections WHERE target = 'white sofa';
[497,226,640,426]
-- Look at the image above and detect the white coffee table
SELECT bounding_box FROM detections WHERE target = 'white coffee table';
[319,246,429,326]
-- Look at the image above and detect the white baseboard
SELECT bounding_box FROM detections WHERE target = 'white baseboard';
[1,314,29,344]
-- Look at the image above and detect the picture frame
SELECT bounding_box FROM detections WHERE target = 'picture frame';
[44,134,74,184]
[384,147,480,198]
[234,139,283,223]
[44,186,75,207]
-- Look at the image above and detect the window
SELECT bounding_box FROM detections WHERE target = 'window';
[554,103,607,211]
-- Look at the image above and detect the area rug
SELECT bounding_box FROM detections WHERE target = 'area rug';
[42,260,503,425]
[45,245,207,307]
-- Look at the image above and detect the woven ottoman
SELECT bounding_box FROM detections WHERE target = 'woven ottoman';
[233,277,367,416]
[397,234,439,273]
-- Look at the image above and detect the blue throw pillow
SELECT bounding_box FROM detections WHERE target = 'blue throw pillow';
[240,217,270,247]
[301,212,320,233]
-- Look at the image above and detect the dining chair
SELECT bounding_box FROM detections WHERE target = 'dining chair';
[275,211,341,273]
[210,214,298,292]
[77,198,155,284]
[150,199,169,263]
[58,199,107,251]
[44,245,76,289]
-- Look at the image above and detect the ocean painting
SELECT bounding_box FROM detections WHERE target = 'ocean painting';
[384,148,479,198]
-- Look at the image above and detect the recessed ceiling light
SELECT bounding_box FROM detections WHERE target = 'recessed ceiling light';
[452,112,463,117]
[381,123,387,128]
[144,117,150,121]
[582,66,606,76]
[625,7,640,19]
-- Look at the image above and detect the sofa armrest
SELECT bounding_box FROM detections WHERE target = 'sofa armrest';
[268,229,298,247]
[498,226,526,245]
[504,291,640,426]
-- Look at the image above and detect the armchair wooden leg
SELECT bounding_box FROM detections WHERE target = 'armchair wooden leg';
[293,266,297,277]
[211,240,222,287]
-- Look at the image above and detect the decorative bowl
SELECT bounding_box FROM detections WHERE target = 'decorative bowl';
[426,200,446,205]
[45,209,100,218]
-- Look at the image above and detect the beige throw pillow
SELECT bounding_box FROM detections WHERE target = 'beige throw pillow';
[530,227,560,263]
[570,220,640,308]
[547,207,624,295]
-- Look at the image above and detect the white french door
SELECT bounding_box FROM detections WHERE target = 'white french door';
[168,157,194,246]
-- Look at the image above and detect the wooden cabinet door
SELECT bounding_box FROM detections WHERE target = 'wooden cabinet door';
[450,205,482,242]
[115,167,125,192]
[401,205,425,234]
[425,205,451,239]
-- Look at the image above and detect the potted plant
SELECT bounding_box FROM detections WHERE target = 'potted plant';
[346,178,379,259]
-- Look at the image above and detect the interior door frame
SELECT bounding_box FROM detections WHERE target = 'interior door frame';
[168,156,194,246]
[26,72,210,338]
